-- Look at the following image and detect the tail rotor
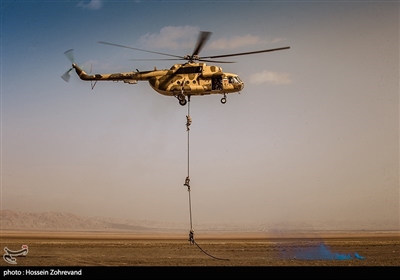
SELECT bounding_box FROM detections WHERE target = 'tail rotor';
[61,49,74,82]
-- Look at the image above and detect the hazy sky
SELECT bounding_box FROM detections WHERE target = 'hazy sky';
[1,0,399,230]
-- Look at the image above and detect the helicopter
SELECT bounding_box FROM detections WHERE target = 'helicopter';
[62,31,290,106]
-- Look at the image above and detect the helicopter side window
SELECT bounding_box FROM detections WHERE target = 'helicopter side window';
[176,66,202,74]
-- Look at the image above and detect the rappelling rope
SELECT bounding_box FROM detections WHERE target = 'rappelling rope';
[184,95,229,262]
[184,95,193,235]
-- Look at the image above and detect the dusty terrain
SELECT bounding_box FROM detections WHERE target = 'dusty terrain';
[1,230,399,278]
[1,230,399,267]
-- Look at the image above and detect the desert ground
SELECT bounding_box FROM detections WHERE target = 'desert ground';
[0,230,400,279]
[1,230,399,277]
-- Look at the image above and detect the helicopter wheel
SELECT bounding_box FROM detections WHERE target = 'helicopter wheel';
[177,92,187,106]
[221,97,227,104]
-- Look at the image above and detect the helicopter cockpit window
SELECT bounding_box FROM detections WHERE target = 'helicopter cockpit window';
[228,76,241,84]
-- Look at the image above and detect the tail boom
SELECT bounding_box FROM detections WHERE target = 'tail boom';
[72,63,138,81]
[72,64,166,84]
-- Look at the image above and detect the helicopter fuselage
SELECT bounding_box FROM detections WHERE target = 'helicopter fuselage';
[147,63,244,97]
[72,62,244,104]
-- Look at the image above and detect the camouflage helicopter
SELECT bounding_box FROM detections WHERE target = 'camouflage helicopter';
[62,31,290,106]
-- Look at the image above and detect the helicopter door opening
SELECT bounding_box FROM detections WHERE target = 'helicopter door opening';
[212,77,222,90]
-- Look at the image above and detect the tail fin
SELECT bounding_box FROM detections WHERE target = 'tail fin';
[72,63,93,80]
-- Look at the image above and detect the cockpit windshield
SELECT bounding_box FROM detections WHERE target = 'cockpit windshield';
[228,76,242,84]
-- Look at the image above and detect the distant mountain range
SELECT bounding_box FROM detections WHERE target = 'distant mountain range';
[0,210,187,232]
[1,210,397,232]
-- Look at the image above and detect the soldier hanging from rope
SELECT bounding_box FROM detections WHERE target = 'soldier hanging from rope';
[184,176,190,188]
[188,229,194,244]
[186,115,192,131]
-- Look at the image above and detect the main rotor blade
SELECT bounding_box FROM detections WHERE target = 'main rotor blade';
[200,46,290,60]
[192,31,212,57]
[128,57,235,63]
[198,59,235,63]
[98,41,184,59]
[128,58,186,61]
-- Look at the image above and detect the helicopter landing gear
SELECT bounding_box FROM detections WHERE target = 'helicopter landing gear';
[179,99,187,106]
[221,93,227,104]
[177,93,187,106]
